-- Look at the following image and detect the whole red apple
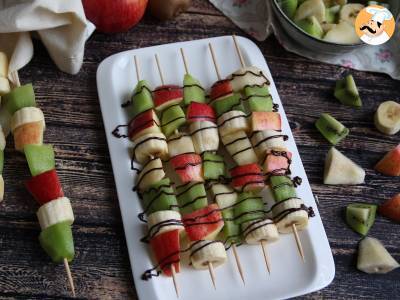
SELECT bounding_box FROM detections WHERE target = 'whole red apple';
[82,0,148,33]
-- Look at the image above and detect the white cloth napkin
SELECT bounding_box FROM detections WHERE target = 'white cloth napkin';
[210,0,400,80]
[0,0,95,85]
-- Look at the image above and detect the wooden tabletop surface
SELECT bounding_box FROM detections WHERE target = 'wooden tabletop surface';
[1,1,399,299]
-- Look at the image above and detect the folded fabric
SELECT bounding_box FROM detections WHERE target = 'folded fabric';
[210,0,400,80]
[0,0,95,85]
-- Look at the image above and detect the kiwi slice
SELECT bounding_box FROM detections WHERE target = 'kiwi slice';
[334,75,362,107]
[183,74,206,106]
[221,209,241,245]
[244,84,273,112]
[160,105,186,137]
[270,175,297,202]
[295,16,323,39]
[142,178,178,215]
[346,203,377,236]
[176,182,208,215]
[315,113,349,145]
[212,93,245,117]
[202,152,226,181]
[3,83,36,115]
[234,192,264,225]
[129,80,153,118]
[278,0,298,19]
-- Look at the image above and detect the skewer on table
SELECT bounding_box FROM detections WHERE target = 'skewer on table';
[231,34,306,263]
[11,69,77,296]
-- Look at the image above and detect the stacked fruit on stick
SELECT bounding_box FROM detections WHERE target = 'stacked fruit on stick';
[229,35,311,261]
[208,42,280,273]
[2,69,76,295]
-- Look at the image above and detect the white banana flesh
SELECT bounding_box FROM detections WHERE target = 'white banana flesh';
[217,110,249,137]
[295,0,326,23]
[0,126,5,150]
[147,210,184,237]
[374,101,400,135]
[228,66,269,92]
[340,3,364,25]
[272,198,309,233]
[221,131,258,165]
[190,240,227,270]
[357,237,399,274]
[0,52,8,78]
[189,121,219,154]
[210,183,237,209]
[11,107,45,133]
[0,174,3,202]
[133,132,168,164]
[0,77,10,96]
[37,197,74,230]
[241,219,279,244]
[250,130,287,159]
[167,132,195,157]
[136,158,165,191]
[323,21,360,44]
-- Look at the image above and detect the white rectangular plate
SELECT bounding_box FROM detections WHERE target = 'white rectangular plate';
[96,36,335,300]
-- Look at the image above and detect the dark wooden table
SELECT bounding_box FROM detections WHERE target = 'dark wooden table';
[1,1,399,299]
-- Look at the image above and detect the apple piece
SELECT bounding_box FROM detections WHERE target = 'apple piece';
[170,153,203,183]
[128,109,161,141]
[148,0,191,21]
[324,147,365,185]
[375,145,400,176]
[263,149,292,177]
[183,204,224,241]
[379,194,400,223]
[25,169,64,205]
[210,79,233,102]
[13,121,45,152]
[82,0,148,33]
[251,112,281,131]
[230,163,265,192]
[186,102,216,123]
[153,85,183,111]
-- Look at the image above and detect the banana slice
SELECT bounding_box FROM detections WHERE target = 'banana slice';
[321,23,336,33]
[323,21,360,44]
[217,110,249,137]
[374,101,400,135]
[221,131,258,165]
[241,219,279,244]
[357,237,399,274]
[272,198,309,233]
[133,132,168,164]
[11,107,45,133]
[228,66,269,92]
[339,3,364,25]
[136,158,165,191]
[250,130,287,159]
[0,77,10,96]
[0,52,8,78]
[0,125,5,150]
[294,0,326,23]
[210,184,237,209]
[190,240,227,269]
[37,197,74,230]
[189,121,219,154]
[147,210,184,238]
[167,132,195,157]
[0,174,4,202]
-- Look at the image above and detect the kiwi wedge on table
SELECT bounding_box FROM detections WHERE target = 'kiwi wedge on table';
[334,74,362,107]
[345,203,377,236]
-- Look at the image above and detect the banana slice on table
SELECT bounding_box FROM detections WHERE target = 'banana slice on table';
[340,3,364,25]
[241,219,279,244]
[323,21,360,44]
[272,198,309,233]
[294,0,326,23]
[133,132,168,164]
[374,101,400,135]
[190,240,227,269]
[167,132,195,157]
[147,210,184,238]
[189,121,219,154]
[136,158,165,191]
[217,110,248,137]
[37,197,74,230]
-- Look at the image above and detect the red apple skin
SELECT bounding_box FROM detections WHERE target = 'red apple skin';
[82,0,148,33]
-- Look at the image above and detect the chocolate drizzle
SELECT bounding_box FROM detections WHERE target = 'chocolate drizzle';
[112,125,128,138]
[230,70,270,85]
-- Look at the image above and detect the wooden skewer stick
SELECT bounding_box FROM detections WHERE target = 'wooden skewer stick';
[208,43,222,81]
[292,224,305,262]
[134,55,141,81]
[180,48,189,75]
[232,35,245,68]
[171,264,180,298]
[154,54,165,85]
[64,258,76,297]
[208,261,217,290]
[260,240,271,275]
[232,244,245,285]
[11,69,77,296]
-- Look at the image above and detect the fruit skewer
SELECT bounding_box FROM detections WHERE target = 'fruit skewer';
[208,42,279,274]
[231,35,308,262]
[128,56,181,297]
[154,53,227,290]
[180,48,245,284]
[0,52,10,202]
[4,69,76,296]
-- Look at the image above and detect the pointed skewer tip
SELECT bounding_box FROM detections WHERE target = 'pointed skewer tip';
[63,258,76,297]
[292,223,305,262]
